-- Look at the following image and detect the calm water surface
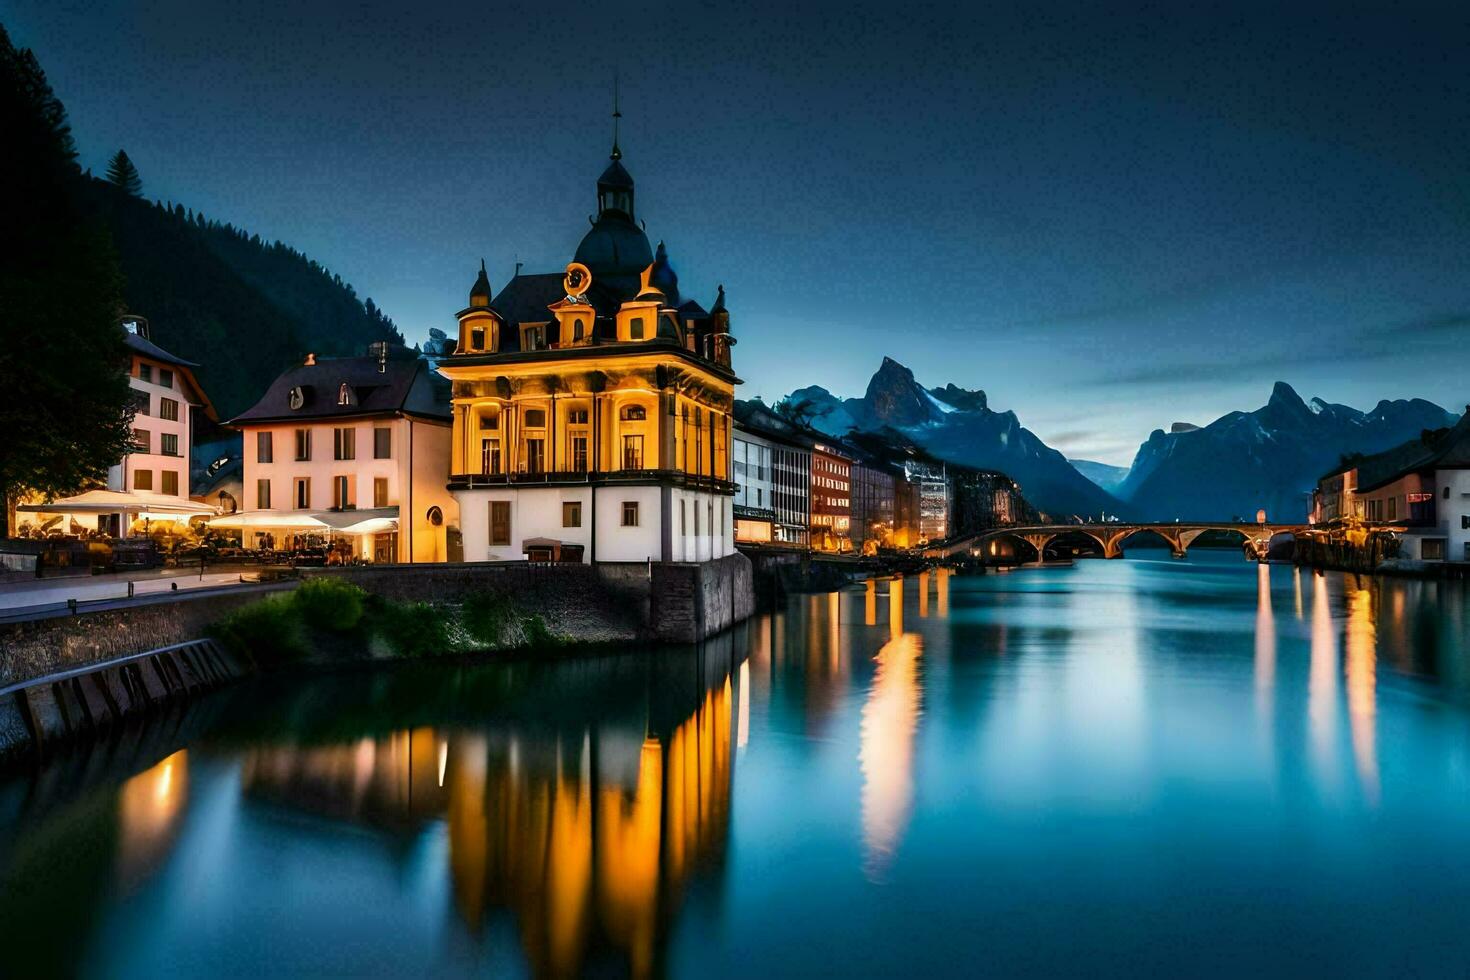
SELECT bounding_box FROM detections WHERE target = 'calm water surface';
[5,552,1470,977]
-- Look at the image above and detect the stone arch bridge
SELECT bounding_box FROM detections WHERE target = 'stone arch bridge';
[928,523,1308,562]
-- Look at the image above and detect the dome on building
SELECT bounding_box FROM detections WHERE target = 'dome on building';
[576,152,652,285]
[574,214,653,285]
[649,240,679,304]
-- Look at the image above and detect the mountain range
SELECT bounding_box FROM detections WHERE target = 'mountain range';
[780,359,1458,523]
[783,357,1123,518]
[1117,382,1458,521]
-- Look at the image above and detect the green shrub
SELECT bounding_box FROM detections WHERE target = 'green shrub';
[214,594,308,664]
[461,592,517,647]
[375,600,449,658]
[293,577,366,632]
[521,613,564,651]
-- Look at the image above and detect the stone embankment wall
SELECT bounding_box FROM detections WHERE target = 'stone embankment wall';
[1,554,755,689]
[0,585,294,687]
[0,638,248,763]
[742,548,871,606]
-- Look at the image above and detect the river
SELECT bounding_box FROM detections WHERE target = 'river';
[3,552,1470,976]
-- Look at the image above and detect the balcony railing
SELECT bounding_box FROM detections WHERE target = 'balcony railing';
[449,468,737,493]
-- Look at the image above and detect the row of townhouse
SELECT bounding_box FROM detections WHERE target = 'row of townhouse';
[1310,408,1470,562]
[730,402,1037,555]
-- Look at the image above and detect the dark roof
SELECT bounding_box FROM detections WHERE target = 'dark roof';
[597,158,635,191]
[480,271,684,353]
[124,330,198,368]
[469,260,493,305]
[733,400,820,449]
[228,351,450,426]
[1350,411,1470,492]
[123,328,218,420]
[574,211,653,285]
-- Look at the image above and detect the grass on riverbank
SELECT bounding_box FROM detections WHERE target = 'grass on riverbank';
[212,578,569,666]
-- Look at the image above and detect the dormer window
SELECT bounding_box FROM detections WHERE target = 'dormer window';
[521,325,546,350]
[338,383,353,406]
[620,405,647,421]
[470,327,485,351]
[630,318,645,340]
[572,318,586,343]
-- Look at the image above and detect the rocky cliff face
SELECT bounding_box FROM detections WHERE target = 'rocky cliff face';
[1118,382,1456,521]
[783,357,1123,519]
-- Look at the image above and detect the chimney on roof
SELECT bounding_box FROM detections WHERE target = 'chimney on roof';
[305,352,316,366]
[370,341,387,373]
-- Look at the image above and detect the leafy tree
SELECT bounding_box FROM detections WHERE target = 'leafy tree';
[105,148,141,196]
[0,25,135,536]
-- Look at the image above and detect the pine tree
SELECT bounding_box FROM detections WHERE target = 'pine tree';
[0,26,135,535]
[105,148,142,196]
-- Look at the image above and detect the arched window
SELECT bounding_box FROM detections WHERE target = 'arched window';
[338,383,352,406]
[573,318,586,342]
[426,505,443,527]
[620,405,647,421]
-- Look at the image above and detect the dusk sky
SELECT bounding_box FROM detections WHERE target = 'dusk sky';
[10,0,1468,465]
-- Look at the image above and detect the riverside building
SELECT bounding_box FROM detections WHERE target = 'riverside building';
[15,315,217,536]
[1310,408,1470,562]
[436,137,740,563]
[217,344,457,563]
[733,401,813,548]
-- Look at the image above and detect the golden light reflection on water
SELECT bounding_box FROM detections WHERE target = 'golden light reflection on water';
[859,630,923,880]
[116,749,189,889]
[1344,581,1379,805]
[918,571,930,618]
[889,576,904,640]
[1309,572,1341,783]
[1254,563,1275,719]
[237,676,735,979]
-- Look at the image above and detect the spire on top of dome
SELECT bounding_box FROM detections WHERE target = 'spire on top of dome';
[710,284,726,315]
[610,71,622,162]
[469,258,493,308]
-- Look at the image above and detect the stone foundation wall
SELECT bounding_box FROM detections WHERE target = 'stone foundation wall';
[1,556,756,690]
[0,585,293,687]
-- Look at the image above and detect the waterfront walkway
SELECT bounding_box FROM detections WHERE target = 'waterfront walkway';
[0,565,259,618]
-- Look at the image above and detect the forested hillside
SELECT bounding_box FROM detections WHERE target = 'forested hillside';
[78,179,402,417]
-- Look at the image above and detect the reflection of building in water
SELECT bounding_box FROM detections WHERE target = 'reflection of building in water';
[859,631,923,879]
[1308,572,1340,782]
[239,669,737,979]
[116,749,190,889]
[1344,580,1379,805]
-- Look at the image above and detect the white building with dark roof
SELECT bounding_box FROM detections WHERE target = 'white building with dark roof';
[214,343,457,563]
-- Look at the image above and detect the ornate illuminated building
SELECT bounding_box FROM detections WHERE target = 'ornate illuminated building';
[438,133,740,563]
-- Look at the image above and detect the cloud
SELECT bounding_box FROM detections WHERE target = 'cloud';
[1371,310,1470,334]
[1087,311,1470,388]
